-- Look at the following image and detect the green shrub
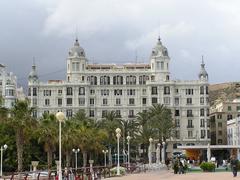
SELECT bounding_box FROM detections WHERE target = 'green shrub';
[200,162,215,172]
[110,167,126,176]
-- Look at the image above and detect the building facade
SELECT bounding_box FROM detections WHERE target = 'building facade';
[28,38,210,153]
[0,64,18,108]
[210,99,240,145]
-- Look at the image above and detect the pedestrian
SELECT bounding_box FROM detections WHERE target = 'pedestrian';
[230,155,239,177]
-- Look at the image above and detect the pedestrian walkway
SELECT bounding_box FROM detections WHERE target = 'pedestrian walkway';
[108,170,236,180]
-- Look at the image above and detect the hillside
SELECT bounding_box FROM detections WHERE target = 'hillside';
[209,82,240,105]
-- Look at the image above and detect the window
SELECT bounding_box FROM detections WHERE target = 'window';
[187,98,192,105]
[32,110,37,118]
[28,88,31,96]
[101,89,109,96]
[218,130,222,136]
[116,98,121,105]
[89,110,94,117]
[66,109,72,118]
[228,106,232,111]
[139,75,148,85]
[129,110,134,118]
[126,75,136,85]
[113,76,123,85]
[116,110,121,117]
[45,99,50,106]
[152,97,157,104]
[79,87,85,95]
[200,109,205,116]
[33,99,37,106]
[175,98,179,105]
[164,97,170,105]
[187,119,193,128]
[103,98,108,105]
[200,86,204,95]
[33,87,37,96]
[217,114,222,119]
[102,110,107,118]
[90,98,94,105]
[88,76,97,85]
[218,122,222,127]
[175,130,180,139]
[201,130,206,138]
[175,110,180,116]
[100,76,110,85]
[187,110,193,117]
[142,89,146,95]
[66,87,73,95]
[164,86,170,95]
[67,98,72,106]
[200,119,205,127]
[161,62,164,70]
[227,114,233,120]
[114,89,122,96]
[151,87,157,95]
[175,119,180,127]
[43,90,51,96]
[188,131,193,138]
[175,89,179,94]
[58,89,62,95]
[129,98,135,105]
[79,98,85,106]
[186,89,194,95]
[90,89,95,95]
[237,106,240,111]
[200,97,204,105]
[127,89,135,96]
[142,98,147,105]
[206,86,209,94]
[58,98,62,106]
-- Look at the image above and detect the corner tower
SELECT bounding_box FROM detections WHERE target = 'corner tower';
[198,57,208,82]
[66,38,87,82]
[150,37,170,82]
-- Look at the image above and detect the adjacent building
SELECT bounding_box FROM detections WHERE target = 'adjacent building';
[0,64,18,108]
[210,99,240,145]
[28,37,210,155]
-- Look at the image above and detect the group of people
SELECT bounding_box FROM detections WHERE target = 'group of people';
[172,157,187,174]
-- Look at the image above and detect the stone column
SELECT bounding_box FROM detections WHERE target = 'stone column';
[207,143,211,162]
[156,143,160,164]
[31,161,39,179]
[89,160,94,179]
[55,160,60,174]
[161,142,166,164]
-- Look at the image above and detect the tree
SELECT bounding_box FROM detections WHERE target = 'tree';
[37,113,58,172]
[148,104,173,141]
[99,111,121,166]
[8,100,37,172]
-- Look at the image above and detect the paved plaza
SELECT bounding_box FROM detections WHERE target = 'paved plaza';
[108,170,237,180]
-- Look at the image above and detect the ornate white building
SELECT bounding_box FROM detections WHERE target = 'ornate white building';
[28,37,210,153]
[0,64,18,108]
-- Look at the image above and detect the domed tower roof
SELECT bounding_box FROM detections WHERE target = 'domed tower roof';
[68,38,85,57]
[28,60,38,81]
[151,36,169,57]
[198,57,208,80]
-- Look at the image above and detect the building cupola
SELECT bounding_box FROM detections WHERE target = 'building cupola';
[68,38,85,57]
[28,61,39,83]
[198,56,208,81]
[151,36,169,57]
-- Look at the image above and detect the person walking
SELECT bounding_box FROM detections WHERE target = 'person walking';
[230,155,239,177]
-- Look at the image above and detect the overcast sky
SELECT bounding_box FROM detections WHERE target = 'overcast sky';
[1,0,240,88]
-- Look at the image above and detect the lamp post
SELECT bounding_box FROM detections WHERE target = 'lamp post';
[161,141,166,164]
[72,148,80,171]
[115,128,121,176]
[102,150,108,167]
[149,138,153,165]
[0,144,7,177]
[126,135,131,169]
[56,112,65,180]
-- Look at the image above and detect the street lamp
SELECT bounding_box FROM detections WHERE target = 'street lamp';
[0,144,7,177]
[102,150,108,167]
[115,128,121,176]
[72,148,80,171]
[126,135,131,169]
[56,112,65,180]
[149,138,153,165]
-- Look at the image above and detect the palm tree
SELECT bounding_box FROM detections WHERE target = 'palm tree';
[37,113,58,172]
[9,100,37,172]
[148,104,173,141]
[100,111,121,166]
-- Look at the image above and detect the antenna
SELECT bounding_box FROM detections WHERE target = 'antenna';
[135,50,138,64]
[201,55,204,64]
[33,56,36,66]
